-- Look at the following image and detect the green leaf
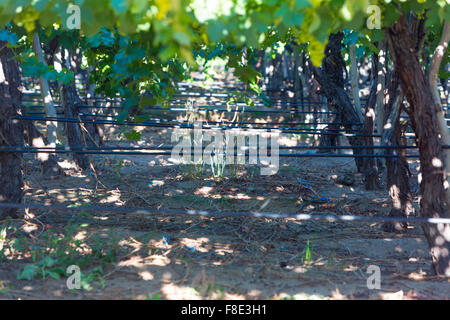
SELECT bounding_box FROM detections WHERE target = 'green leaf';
[438,69,450,79]
[383,4,402,28]
[346,31,359,45]
[124,130,141,141]
[41,256,56,268]
[360,36,380,55]
[0,29,17,45]
[57,71,75,85]
[17,265,39,280]
[207,20,226,43]
[46,270,61,280]
[294,0,311,10]
[249,82,262,95]
[173,31,191,46]
[111,0,129,14]
[308,39,326,66]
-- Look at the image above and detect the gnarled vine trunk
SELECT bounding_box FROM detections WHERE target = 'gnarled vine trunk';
[359,55,379,191]
[387,14,450,276]
[429,21,450,213]
[0,41,24,220]
[32,33,58,147]
[381,72,413,233]
[32,32,62,178]
[55,47,89,170]
[313,33,370,178]
[23,120,62,177]
[349,42,362,121]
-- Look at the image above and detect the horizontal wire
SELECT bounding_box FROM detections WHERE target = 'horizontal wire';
[21,113,363,127]
[0,202,448,225]
[14,116,378,136]
[0,147,419,158]
[2,144,449,151]
[22,104,341,114]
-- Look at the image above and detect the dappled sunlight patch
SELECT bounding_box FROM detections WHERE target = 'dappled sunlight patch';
[312,260,327,267]
[292,266,308,274]
[247,289,262,299]
[378,290,405,300]
[406,270,427,281]
[212,243,234,257]
[394,245,406,254]
[343,264,358,272]
[148,179,165,188]
[99,190,124,205]
[144,255,171,266]
[57,159,79,170]
[331,288,347,300]
[148,237,173,250]
[22,285,34,291]
[74,230,87,241]
[118,237,143,251]
[278,136,299,147]
[275,292,325,300]
[22,224,38,233]
[180,237,210,253]
[93,216,109,221]
[222,292,246,299]
[233,193,252,200]
[138,270,154,281]
[161,283,202,300]
[55,194,69,202]
[154,157,173,167]
[432,157,443,168]
[195,186,214,195]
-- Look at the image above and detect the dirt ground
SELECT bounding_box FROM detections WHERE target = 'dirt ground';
[1,120,450,300]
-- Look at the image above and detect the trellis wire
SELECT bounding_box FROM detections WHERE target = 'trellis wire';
[22,113,363,126]
[22,104,341,114]
[14,116,379,137]
[20,113,363,127]
[0,147,421,158]
[1,144,443,151]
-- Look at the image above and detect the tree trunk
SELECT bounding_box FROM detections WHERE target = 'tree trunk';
[387,14,450,276]
[313,33,365,173]
[359,59,380,190]
[382,72,413,233]
[429,21,450,212]
[350,43,363,121]
[0,41,24,220]
[374,41,386,138]
[374,41,387,169]
[318,117,339,151]
[281,51,289,80]
[55,46,89,170]
[292,45,303,118]
[23,120,62,177]
[267,54,284,97]
[32,33,58,148]
[86,64,104,145]
[299,51,309,101]
[254,50,265,75]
